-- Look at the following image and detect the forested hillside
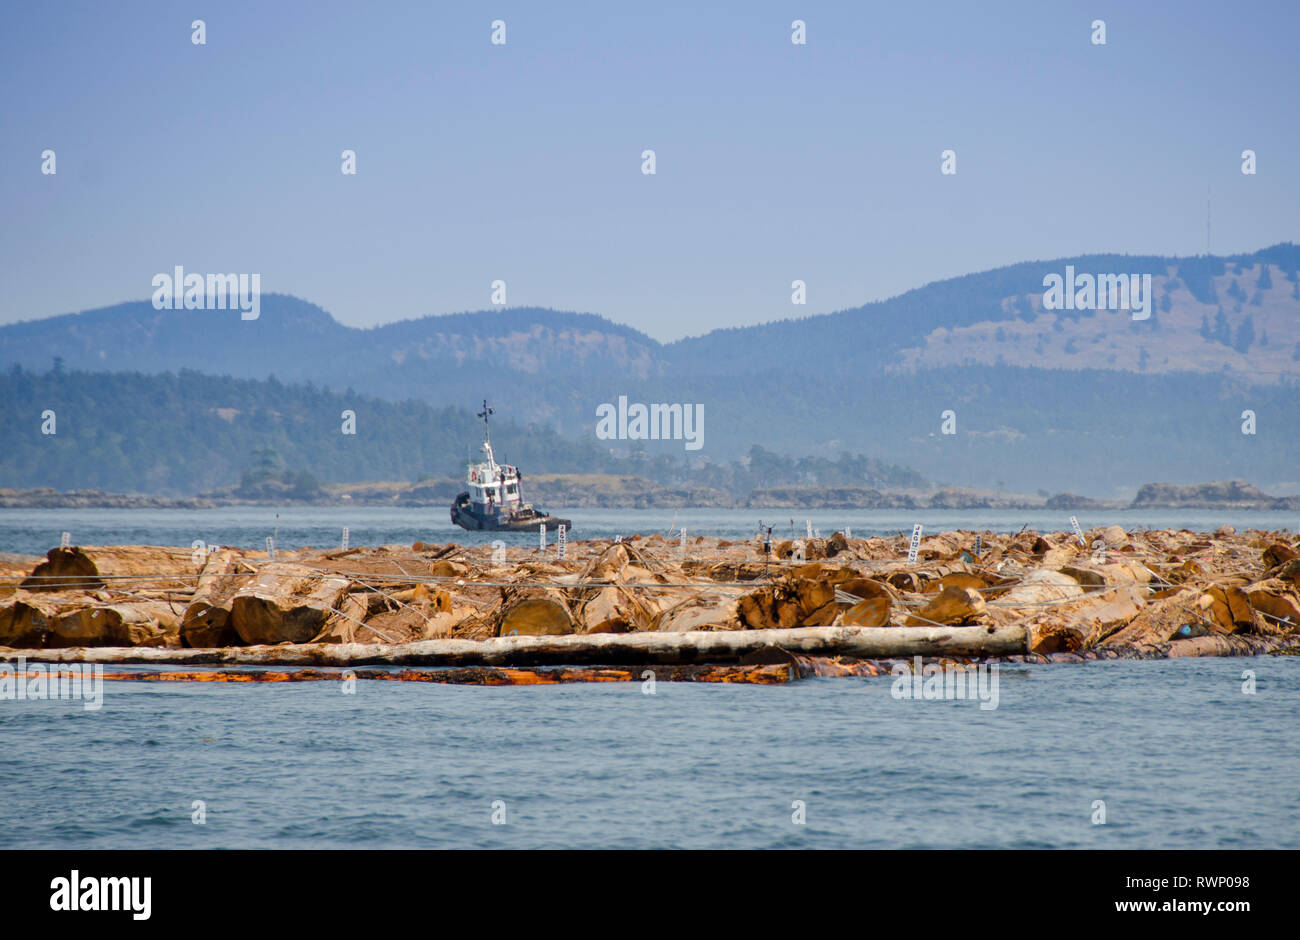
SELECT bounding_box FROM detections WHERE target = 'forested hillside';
[0,368,924,497]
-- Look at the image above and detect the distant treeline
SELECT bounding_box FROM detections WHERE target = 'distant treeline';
[0,367,925,497]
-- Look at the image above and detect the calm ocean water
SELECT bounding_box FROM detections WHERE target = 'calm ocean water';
[1,657,1297,849]
[1,506,1296,556]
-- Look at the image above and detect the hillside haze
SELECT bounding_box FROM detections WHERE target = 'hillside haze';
[3,245,1298,496]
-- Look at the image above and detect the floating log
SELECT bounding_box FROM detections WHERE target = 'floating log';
[495,588,575,637]
[0,592,82,646]
[182,549,249,648]
[1098,588,1199,647]
[1263,542,1299,569]
[1201,585,1257,634]
[230,563,352,645]
[1245,579,1300,634]
[905,585,986,626]
[0,623,1029,667]
[2,664,793,686]
[51,600,180,648]
[738,577,840,629]
[20,545,201,592]
[1001,569,1085,607]
[652,593,741,633]
[839,578,892,627]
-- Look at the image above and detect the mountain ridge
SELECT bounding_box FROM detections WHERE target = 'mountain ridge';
[3,245,1296,493]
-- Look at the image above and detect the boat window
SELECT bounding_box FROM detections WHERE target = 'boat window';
[506,484,517,495]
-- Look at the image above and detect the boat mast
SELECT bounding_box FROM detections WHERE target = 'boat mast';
[477,399,499,472]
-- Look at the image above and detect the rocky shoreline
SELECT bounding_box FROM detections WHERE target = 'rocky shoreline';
[2,526,1298,682]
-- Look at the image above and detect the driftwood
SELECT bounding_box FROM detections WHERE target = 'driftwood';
[0,623,1029,667]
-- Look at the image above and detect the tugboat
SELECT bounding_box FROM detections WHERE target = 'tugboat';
[450,401,572,532]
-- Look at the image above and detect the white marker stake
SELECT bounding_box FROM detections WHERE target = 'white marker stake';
[341,527,349,551]
[557,524,566,560]
[907,524,923,564]
[539,524,546,551]
[806,520,814,539]
[60,531,70,549]
[266,536,275,560]
[1070,516,1086,547]
[680,528,687,555]
[845,527,851,540]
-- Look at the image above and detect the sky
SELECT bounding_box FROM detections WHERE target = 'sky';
[1,0,1297,342]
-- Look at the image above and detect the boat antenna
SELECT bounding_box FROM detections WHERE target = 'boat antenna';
[477,399,494,443]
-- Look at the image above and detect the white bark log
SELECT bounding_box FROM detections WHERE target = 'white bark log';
[0,623,1028,666]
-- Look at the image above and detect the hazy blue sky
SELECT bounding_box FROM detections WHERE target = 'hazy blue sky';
[2,0,1296,341]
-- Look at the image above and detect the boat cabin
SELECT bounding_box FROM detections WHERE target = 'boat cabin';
[466,440,522,519]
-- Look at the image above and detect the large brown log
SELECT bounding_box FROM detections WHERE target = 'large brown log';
[1098,589,1198,647]
[905,585,986,626]
[181,549,251,648]
[0,623,1029,667]
[1001,570,1085,607]
[1202,585,1257,634]
[229,563,352,645]
[1263,542,1299,569]
[0,592,85,646]
[839,578,892,627]
[1244,580,1300,635]
[651,593,741,632]
[738,577,840,629]
[52,600,181,647]
[495,588,574,637]
[20,545,203,593]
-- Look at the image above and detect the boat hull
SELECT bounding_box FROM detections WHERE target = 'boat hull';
[450,493,570,532]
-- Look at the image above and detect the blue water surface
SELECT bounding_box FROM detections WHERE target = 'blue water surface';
[1,656,1295,849]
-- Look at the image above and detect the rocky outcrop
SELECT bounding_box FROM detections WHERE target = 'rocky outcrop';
[1130,480,1300,510]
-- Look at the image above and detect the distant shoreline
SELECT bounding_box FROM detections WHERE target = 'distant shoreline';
[1,479,1296,513]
